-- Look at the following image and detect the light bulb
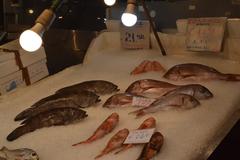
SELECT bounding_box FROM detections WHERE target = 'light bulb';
[121,13,137,27]
[104,0,116,6]
[19,30,43,52]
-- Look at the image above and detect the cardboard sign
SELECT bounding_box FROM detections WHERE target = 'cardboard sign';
[186,17,227,52]
[120,21,150,49]
[132,97,156,107]
[124,128,155,144]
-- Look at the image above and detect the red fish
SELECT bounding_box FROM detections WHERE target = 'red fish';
[72,113,119,146]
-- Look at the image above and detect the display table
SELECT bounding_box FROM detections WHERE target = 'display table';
[1,32,240,160]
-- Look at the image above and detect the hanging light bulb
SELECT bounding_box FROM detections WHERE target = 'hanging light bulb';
[19,9,56,52]
[121,0,137,27]
[19,24,44,52]
[104,0,116,6]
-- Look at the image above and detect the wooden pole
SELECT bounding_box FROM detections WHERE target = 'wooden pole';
[140,0,166,56]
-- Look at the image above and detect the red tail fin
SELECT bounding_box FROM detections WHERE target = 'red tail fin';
[222,74,240,81]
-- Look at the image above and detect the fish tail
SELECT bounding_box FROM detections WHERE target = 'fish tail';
[14,108,33,121]
[7,125,33,141]
[72,140,87,146]
[114,144,133,154]
[135,111,146,118]
[222,74,240,81]
[95,152,105,159]
[128,109,144,115]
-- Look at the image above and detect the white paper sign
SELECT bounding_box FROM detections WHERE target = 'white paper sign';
[132,97,156,107]
[186,17,227,52]
[124,128,155,144]
[120,21,150,49]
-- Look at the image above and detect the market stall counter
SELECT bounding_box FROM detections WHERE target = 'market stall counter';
[1,32,240,160]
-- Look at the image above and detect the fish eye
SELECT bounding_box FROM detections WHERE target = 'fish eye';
[31,152,37,156]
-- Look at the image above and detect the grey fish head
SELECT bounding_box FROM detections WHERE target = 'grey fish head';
[192,84,213,100]
[95,82,119,94]
[2,148,39,160]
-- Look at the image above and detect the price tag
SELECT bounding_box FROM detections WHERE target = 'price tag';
[124,128,155,144]
[186,17,227,52]
[132,96,156,107]
[120,21,150,49]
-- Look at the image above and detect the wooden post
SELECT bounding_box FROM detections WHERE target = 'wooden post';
[140,0,166,56]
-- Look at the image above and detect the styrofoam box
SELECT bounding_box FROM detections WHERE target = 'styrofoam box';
[19,46,46,68]
[0,70,25,95]
[0,59,19,78]
[25,58,49,85]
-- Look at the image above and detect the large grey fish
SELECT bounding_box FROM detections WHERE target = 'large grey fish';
[137,132,164,160]
[15,90,99,121]
[31,90,100,108]
[125,79,178,97]
[0,146,39,160]
[130,94,200,117]
[162,84,213,100]
[56,80,120,95]
[7,107,88,141]
[163,63,240,81]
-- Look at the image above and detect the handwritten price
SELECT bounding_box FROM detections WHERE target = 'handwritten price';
[124,128,155,144]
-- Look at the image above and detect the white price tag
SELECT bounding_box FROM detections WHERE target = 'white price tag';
[132,97,156,107]
[120,21,150,49]
[186,17,227,52]
[124,128,155,144]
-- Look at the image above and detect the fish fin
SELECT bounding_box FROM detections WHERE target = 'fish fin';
[14,108,33,121]
[128,108,146,115]
[95,153,105,159]
[135,111,146,118]
[0,146,7,151]
[7,125,34,141]
[114,144,133,154]
[72,141,88,146]
[222,74,240,81]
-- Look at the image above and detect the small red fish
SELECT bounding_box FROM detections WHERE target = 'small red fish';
[115,117,156,154]
[95,128,129,159]
[72,113,119,146]
[137,132,164,160]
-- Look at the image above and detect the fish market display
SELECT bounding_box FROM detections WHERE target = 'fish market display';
[125,79,178,97]
[130,94,200,117]
[115,117,156,154]
[131,60,165,75]
[72,112,119,146]
[7,107,88,141]
[162,84,213,100]
[164,63,240,81]
[95,128,129,159]
[137,132,164,160]
[15,90,100,121]
[0,146,39,160]
[56,80,120,95]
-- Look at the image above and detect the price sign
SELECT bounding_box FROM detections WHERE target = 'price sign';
[186,17,227,52]
[132,97,156,107]
[120,21,150,49]
[124,128,155,144]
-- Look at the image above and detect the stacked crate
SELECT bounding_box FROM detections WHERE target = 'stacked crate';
[0,40,49,95]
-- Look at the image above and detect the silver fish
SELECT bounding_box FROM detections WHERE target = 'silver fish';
[125,79,178,97]
[137,132,164,160]
[0,146,39,160]
[130,94,200,117]
[15,90,99,121]
[163,63,240,81]
[7,107,88,141]
[56,80,120,95]
[162,84,213,100]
